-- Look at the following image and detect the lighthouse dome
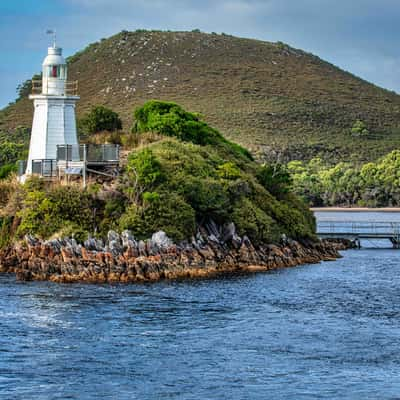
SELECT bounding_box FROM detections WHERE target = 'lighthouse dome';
[41,45,68,94]
[42,46,66,66]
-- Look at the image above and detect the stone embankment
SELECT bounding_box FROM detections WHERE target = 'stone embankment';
[0,223,351,284]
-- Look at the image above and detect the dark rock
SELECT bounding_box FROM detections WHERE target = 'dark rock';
[242,235,252,247]
[84,237,98,251]
[138,240,147,257]
[25,235,38,247]
[44,239,62,253]
[208,234,220,244]
[109,240,123,256]
[121,230,136,248]
[205,219,220,239]
[107,230,121,244]
[221,222,235,243]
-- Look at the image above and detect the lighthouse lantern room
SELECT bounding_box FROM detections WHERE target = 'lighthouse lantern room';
[25,40,79,176]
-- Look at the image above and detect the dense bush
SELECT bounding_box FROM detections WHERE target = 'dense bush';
[232,198,280,244]
[17,184,95,240]
[79,105,122,135]
[119,192,196,242]
[256,163,292,198]
[0,142,24,167]
[133,100,253,160]
[351,120,369,137]
[0,216,13,248]
[0,127,29,181]
[0,164,17,179]
[122,133,315,243]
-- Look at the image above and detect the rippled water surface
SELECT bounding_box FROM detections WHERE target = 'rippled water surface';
[1,213,400,399]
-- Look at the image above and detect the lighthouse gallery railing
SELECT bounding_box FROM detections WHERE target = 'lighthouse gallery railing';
[31,80,79,96]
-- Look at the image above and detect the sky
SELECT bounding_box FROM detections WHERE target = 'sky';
[1,0,400,108]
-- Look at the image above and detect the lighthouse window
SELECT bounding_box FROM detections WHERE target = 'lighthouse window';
[45,65,60,78]
[60,65,67,79]
[44,65,66,79]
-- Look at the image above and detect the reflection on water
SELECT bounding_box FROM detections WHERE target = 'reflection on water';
[1,212,400,399]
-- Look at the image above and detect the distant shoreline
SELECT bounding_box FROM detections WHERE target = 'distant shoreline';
[312,207,400,212]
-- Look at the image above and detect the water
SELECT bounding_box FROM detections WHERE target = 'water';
[1,212,400,399]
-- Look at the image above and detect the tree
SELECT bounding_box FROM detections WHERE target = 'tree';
[79,105,122,134]
[256,163,292,197]
[351,120,369,137]
[16,74,41,100]
[125,148,164,204]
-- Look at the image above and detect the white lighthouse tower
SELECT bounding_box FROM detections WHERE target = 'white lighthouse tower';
[25,38,79,176]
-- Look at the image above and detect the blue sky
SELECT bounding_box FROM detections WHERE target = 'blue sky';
[1,0,400,108]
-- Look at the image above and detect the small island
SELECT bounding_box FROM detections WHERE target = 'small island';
[0,39,353,283]
[0,99,349,283]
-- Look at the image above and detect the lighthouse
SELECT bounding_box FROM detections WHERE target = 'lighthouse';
[25,40,79,176]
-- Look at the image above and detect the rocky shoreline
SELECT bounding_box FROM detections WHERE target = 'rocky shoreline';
[0,222,353,284]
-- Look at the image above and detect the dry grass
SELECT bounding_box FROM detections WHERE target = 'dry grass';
[0,175,19,210]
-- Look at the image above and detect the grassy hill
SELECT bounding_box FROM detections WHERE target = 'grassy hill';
[2,29,400,163]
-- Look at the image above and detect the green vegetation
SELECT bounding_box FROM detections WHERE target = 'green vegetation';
[16,185,95,241]
[0,127,29,179]
[79,105,122,135]
[133,100,253,160]
[0,101,316,248]
[351,120,369,137]
[256,163,292,198]
[288,150,400,207]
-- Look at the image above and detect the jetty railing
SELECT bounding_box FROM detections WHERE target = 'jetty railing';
[317,221,400,236]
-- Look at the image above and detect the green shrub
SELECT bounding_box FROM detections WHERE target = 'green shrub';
[17,186,94,240]
[0,163,17,179]
[0,216,13,248]
[232,198,280,244]
[133,100,253,160]
[98,195,126,235]
[123,127,316,242]
[256,163,292,198]
[125,148,164,203]
[0,142,24,167]
[119,192,196,242]
[79,105,122,135]
[174,175,231,222]
[22,175,46,192]
[351,120,369,137]
[217,162,241,180]
[1,100,319,246]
